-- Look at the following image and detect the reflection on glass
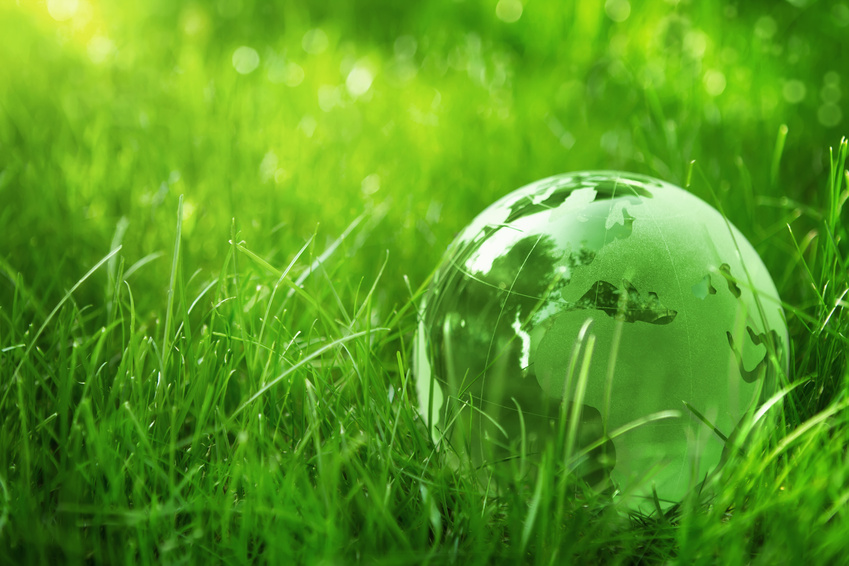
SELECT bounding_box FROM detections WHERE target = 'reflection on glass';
[414,171,787,509]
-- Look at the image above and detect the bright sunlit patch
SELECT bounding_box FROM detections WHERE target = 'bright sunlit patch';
[604,0,631,23]
[511,312,531,371]
[703,69,727,97]
[346,66,374,97]
[47,0,79,21]
[495,0,523,23]
[232,46,260,74]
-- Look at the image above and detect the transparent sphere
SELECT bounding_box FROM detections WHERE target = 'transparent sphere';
[414,171,787,508]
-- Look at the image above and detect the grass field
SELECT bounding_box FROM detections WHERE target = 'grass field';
[1,0,849,563]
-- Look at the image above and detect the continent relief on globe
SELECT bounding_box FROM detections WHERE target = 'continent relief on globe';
[415,172,787,508]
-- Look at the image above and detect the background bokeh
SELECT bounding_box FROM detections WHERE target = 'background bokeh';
[1,0,847,320]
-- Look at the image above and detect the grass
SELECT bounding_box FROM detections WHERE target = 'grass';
[1,0,849,563]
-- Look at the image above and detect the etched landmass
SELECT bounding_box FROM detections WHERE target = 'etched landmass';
[504,186,595,224]
[604,204,636,242]
[572,280,678,325]
[590,177,655,199]
[726,327,782,383]
[691,274,718,299]
[719,263,742,298]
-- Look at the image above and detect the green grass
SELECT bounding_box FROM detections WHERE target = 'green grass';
[1,0,849,563]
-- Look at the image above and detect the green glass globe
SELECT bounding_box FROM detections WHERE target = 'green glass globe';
[414,171,787,508]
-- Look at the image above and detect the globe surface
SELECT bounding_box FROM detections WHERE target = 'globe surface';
[414,171,787,508]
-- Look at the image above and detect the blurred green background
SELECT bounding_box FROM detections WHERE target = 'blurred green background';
[1,0,846,321]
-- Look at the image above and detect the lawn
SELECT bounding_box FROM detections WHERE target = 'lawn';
[1,0,848,563]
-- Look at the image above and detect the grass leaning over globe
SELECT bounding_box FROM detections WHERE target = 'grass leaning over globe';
[413,171,788,510]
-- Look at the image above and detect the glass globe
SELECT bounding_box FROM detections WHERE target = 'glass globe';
[414,171,787,508]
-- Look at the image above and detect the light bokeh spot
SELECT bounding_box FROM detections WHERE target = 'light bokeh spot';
[834,3,849,27]
[298,115,317,137]
[824,71,841,86]
[605,0,631,23]
[782,80,806,103]
[495,0,523,23]
[818,104,843,127]
[754,16,777,39]
[319,85,343,111]
[259,151,278,183]
[820,84,841,104]
[232,46,260,75]
[268,60,305,87]
[285,63,305,87]
[47,0,79,21]
[302,28,329,54]
[703,70,727,97]
[346,66,374,97]
[181,6,210,37]
[394,35,418,59]
[361,174,381,195]
[684,31,708,59]
[87,36,115,65]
